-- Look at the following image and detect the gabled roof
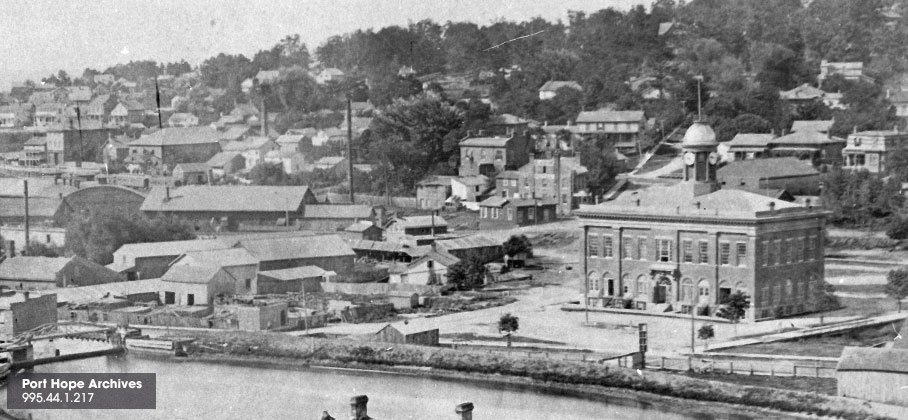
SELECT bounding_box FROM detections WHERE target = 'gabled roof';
[459,135,513,148]
[314,156,347,167]
[452,175,488,186]
[217,125,252,142]
[66,86,92,102]
[727,133,776,148]
[130,126,221,147]
[175,247,259,268]
[141,185,312,213]
[206,151,242,168]
[492,114,529,125]
[0,256,72,281]
[114,239,231,258]
[174,162,210,173]
[779,83,825,100]
[24,137,47,146]
[238,234,354,262]
[479,196,509,207]
[437,235,500,251]
[791,120,834,133]
[222,137,275,152]
[418,175,454,187]
[344,221,378,232]
[303,204,373,219]
[258,265,327,280]
[392,215,448,229]
[837,346,908,374]
[771,131,841,145]
[161,264,221,284]
[275,133,305,144]
[718,157,819,179]
[539,81,582,92]
[576,109,644,124]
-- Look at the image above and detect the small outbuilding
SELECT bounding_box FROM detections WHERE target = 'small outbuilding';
[373,322,439,346]
[836,346,908,406]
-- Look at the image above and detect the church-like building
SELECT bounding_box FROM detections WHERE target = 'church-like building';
[576,121,829,321]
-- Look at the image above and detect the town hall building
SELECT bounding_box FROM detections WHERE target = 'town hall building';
[576,121,829,321]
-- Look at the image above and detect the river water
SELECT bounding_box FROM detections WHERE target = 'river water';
[3,354,760,419]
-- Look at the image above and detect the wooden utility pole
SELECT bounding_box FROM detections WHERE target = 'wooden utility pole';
[23,180,29,256]
[346,96,355,204]
[154,77,163,129]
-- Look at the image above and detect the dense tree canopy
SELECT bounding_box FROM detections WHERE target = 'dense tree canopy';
[65,208,196,265]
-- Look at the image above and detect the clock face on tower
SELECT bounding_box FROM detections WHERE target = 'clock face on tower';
[708,152,718,165]
[683,152,695,166]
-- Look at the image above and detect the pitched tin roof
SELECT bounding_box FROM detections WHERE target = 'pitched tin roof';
[576,109,644,123]
[718,157,819,179]
[258,266,327,280]
[837,346,908,374]
[393,215,448,229]
[791,120,834,133]
[114,239,231,258]
[238,234,354,262]
[303,204,373,219]
[130,126,221,147]
[141,185,312,213]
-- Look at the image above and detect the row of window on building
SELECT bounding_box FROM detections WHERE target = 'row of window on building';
[587,235,748,267]
[760,236,820,267]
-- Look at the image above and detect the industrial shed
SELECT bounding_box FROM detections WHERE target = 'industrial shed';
[373,323,439,346]
[836,346,908,406]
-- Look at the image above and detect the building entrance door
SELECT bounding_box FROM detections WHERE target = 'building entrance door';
[607,279,614,296]
[653,277,671,304]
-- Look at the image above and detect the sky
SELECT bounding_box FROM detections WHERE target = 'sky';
[0,0,648,90]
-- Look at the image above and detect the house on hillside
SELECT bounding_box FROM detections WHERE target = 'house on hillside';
[575,109,646,155]
[172,163,210,185]
[311,156,348,176]
[489,114,530,135]
[538,81,582,101]
[108,100,145,127]
[206,152,245,179]
[725,134,776,162]
[819,61,872,86]
[275,133,307,153]
[127,127,222,172]
[458,133,533,177]
[316,68,345,84]
[768,130,844,166]
[140,185,318,231]
[0,256,121,290]
[222,137,280,170]
[167,113,199,127]
[842,130,908,173]
[416,176,454,210]
[791,120,834,134]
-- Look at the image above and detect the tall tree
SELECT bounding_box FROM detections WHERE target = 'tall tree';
[498,313,520,347]
[886,268,908,313]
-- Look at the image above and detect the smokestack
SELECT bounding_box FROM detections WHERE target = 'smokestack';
[350,395,369,420]
[455,402,474,420]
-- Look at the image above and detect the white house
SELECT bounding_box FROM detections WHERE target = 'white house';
[388,251,460,285]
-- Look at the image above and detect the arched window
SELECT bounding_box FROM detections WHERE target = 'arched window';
[734,282,746,294]
[622,274,631,296]
[681,278,694,302]
[587,271,598,291]
[773,283,782,304]
[697,279,710,305]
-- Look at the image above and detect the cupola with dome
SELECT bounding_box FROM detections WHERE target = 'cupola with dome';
[680,120,720,196]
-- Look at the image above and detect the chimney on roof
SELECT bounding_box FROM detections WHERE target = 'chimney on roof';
[770,128,775,136]
[805,198,812,209]
[695,201,701,209]
[22,290,29,301]
[636,198,640,207]
[768,201,776,212]
[477,129,484,136]
[853,126,858,134]
[165,186,171,201]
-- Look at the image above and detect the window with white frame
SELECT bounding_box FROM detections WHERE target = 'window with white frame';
[603,236,613,258]
[637,237,647,260]
[657,239,672,262]
[698,241,709,264]
[588,234,600,256]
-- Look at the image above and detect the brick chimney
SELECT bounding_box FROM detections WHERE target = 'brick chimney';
[455,402,474,420]
[350,395,369,420]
